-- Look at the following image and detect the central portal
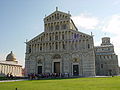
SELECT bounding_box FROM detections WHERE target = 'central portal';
[73,65,79,76]
[54,62,60,73]
[38,66,42,74]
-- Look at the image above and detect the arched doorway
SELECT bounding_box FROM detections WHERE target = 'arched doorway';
[73,65,79,76]
[37,59,43,74]
[72,58,79,76]
[54,62,60,73]
[36,55,44,74]
[52,54,61,74]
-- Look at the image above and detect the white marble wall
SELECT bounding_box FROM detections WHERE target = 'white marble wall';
[0,64,22,76]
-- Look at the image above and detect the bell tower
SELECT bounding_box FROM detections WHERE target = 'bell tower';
[101,37,112,46]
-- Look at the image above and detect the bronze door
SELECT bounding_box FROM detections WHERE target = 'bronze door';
[54,62,60,73]
[38,66,42,74]
[73,65,79,76]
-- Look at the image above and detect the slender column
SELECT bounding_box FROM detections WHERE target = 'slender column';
[77,40,79,50]
[70,32,72,40]
[47,33,48,41]
[60,32,62,40]
[35,44,36,53]
[64,31,65,40]
[47,33,49,41]
[44,34,45,41]
[60,21,62,30]
[49,33,50,41]
[33,44,35,53]
[58,42,60,51]
[50,43,51,51]
[53,32,55,41]
[42,43,43,52]
[38,44,39,52]
[52,43,54,51]
[72,41,74,50]
[84,40,86,49]
[31,44,33,53]
[46,43,47,52]
[66,41,69,50]
[46,43,48,52]
[53,22,55,31]
[66,31,68,40]
[43,43,45,52]
[54,42,55,51]
[44,43,46,52]
[35,44,37,52]
[61,42,62,50]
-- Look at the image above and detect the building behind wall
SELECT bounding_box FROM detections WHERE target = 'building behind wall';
[25,8,96,77]
[0,51,22,77]
[95,37,119,76]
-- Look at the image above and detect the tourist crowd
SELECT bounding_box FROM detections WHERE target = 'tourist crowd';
[6,73,14,79]
[28,73,70,80]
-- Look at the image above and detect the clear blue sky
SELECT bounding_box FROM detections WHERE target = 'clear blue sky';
[0,0,120,67]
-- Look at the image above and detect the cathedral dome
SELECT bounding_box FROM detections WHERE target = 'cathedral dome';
[6,51,16,61]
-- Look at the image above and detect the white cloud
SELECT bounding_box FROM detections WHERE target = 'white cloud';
[113,0,120,5]
[94,41,101,46]
[0,53,6,61]
[102,15,120,35]
[72,13,99,30]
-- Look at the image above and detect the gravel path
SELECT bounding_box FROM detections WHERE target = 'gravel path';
[0,79,28,82]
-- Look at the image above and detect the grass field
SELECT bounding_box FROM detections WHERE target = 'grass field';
[0,76,120,90]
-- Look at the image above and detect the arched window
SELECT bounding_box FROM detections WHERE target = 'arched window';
[55,14,56,19]
[53,54,61,59]
[88,44,90,49]
[62,43,65,50]
[49,36,52,41]
[55,35,58,40]
[38,59,42,64]
[28,45,31,53]
[62,24,67,29]
[75,43,77,50]
[49,44,51,50]
[49,17,51,21]
[57,14,59,19]
[62,34,64,40]
[50,25,53,31]
[73,58,79,63]
[56,43,58,50]
[55,25,59,30]
[40,46,42,51]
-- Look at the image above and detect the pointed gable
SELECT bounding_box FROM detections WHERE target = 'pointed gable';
[43,8,78,32]
[44,10,71,22]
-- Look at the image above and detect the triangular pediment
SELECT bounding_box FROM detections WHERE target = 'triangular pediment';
[44,10,71,22]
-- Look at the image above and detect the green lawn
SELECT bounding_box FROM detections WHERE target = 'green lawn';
[0,76,120,90]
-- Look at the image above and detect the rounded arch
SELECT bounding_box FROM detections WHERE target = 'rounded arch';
[52,54,61,59]
[36,55,44,64]
[72,58,80,63]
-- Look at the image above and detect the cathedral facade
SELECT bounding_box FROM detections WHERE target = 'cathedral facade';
[25,8,119,77]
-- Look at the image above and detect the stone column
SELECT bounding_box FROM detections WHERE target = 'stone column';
[60,32,62,40]
[58,42,60,51]
[54,42,55,51]
[38,44,40,52]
